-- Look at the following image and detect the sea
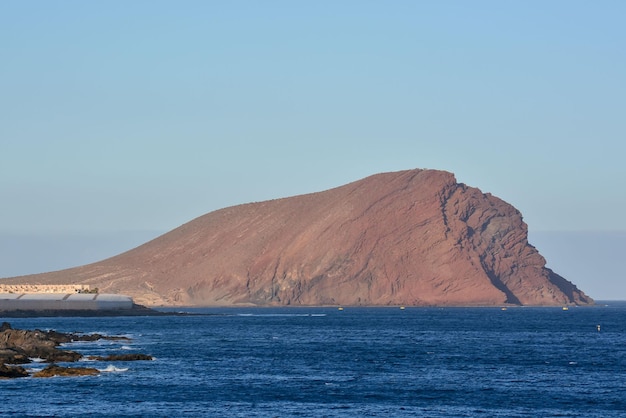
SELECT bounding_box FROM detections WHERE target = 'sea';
[1,303,625,417]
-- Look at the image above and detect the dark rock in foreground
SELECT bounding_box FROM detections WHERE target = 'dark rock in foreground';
[0,322,153,378]
[0,363,29,379]
[32,364,99,378]
[0,323,81,364]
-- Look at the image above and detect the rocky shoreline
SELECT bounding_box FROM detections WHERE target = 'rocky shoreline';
[0,322,153,379]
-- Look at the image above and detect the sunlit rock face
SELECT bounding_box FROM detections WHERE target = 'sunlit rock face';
[3,169,592,307]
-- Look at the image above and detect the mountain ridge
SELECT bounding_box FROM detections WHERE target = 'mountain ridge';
[1,169,592,307]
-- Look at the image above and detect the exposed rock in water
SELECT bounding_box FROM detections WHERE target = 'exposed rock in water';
[0,363,29,379]
[0,324,81,364]
[32,364,99,378]
[2,169,593,306]
[0,322,133,365]
[0,322,153,378]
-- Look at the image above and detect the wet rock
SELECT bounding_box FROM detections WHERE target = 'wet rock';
[0,323,152,378]
[32,364,99,378]
[0,363,29,378]
[1,324,133,365]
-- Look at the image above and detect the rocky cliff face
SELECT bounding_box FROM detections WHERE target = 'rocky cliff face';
[2,169,592,307]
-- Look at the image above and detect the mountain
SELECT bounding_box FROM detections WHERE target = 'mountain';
[2,169,592,307]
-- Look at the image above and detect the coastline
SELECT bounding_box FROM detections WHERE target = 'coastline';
[0,304,187,318]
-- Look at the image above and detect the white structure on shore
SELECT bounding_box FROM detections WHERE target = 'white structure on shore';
[0,293,134,311]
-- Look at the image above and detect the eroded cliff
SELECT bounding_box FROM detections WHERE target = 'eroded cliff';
[2,169,592,307]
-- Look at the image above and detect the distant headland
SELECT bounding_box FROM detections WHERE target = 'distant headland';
[0,169,593,307]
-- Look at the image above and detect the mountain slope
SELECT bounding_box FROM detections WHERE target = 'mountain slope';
[2,169,592,307]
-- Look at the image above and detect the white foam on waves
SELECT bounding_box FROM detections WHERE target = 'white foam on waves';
[98,365,129,373]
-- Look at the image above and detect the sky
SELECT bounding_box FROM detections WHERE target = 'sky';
[1,1,625,299]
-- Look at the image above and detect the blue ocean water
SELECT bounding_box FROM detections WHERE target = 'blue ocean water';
[1,303,625,417]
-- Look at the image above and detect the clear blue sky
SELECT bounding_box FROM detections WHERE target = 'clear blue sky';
[1,1,624,298]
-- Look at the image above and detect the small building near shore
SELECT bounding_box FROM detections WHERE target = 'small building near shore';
[0,284,91,294]
[0,293,134,311]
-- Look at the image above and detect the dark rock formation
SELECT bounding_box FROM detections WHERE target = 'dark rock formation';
[1,169,593,306]
[32,364,99,378]
[0,322,133,365]
[0,363,29,379]
[0,323,153,378]
[0,324,81,364]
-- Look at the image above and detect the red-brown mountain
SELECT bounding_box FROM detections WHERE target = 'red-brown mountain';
[3,169,592,307]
